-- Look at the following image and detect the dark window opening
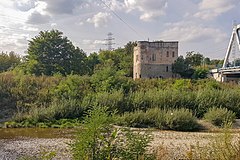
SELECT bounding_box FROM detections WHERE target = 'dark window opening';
[166,51,169,57]
[166,66,169,72]
[172,52,175,57]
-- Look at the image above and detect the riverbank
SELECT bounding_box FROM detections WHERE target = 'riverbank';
[1,128,240,160]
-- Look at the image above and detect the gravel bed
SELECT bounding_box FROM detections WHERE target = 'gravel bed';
[0,138,72,160]
[0,130,239,160]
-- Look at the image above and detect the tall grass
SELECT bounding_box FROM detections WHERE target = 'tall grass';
[1,72,240,125]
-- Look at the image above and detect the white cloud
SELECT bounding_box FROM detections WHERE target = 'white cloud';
[194,0,237,20]
[94,40,106,45]
[124,0,167,21]
[160,21,227,43]
[20,26,39,31]
[87,12,111,28]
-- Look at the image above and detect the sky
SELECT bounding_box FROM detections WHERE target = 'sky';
[0,0,240,59]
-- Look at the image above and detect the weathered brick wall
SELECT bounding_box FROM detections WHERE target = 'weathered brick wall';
[134,41,178,79]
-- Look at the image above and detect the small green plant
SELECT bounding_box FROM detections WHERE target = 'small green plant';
[204,107,236,127]
[117,128,155,160]
[71,106,117,160]
[71,106,155,160]
[165,108,198,131]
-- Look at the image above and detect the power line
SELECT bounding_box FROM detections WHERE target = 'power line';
[98,0,146,40]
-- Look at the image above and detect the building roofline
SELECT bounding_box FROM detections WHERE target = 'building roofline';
[137,40,178,43]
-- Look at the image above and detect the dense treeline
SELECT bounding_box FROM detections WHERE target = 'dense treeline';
[1,72,240,126]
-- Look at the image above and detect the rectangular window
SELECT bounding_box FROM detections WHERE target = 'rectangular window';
[166,66,169,72]
[172,52,175,57]
[166,51,169,57]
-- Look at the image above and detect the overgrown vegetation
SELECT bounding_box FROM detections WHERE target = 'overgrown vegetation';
[204,107,236,127]
[118,108,199,131]
[72,107,155,160]
[1,72,240,131]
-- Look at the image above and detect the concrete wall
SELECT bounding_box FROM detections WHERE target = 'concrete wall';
[134,41,178,79]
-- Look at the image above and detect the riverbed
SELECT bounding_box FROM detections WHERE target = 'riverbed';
[0,127,240,159]
[0,128,74,160]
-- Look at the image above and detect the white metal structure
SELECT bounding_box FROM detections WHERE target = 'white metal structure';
[223,24,240,68]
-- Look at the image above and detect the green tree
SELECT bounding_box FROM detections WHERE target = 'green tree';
[210,59,224,67]
[0,51,21,72]
[25,29,87,76]
[172,56,194,78]
[185,51,204,67]
[86,52,100,75]
[192,67,209,79]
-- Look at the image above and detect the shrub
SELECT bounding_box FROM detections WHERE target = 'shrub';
[118,108,198,131]
[204,107,236,127]
[72,106,155,160]
[117,110,146,128]
[165,108,198,131]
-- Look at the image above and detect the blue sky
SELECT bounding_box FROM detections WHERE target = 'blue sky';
[0,0,239,59]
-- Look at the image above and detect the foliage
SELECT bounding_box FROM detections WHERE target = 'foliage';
[1,72,240,130]
[204,107,236,127]
[0,51,21,72]
[118,108,166,129]
[118,108,199,131]
[165,108,198,131]
[116,128,154,160]
[72,106,116,160]
[185,51,204,67]
[173,52,210,79]
[72,106,154,160]
[192,67,208,79]
[25,29,87,76]
[172,56,194,78]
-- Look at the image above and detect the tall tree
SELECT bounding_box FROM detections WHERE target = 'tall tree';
[26,29,87,76]
[185,51,204,67]
[172,56,194,78]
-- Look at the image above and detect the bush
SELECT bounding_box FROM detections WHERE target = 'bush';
[204,107,236,127]
[118,108,199,131]
[165,108,198,131]
[72,106,154,160]
[118,108,166,129]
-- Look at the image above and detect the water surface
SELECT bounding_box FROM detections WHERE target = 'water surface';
[0,128,74,139]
